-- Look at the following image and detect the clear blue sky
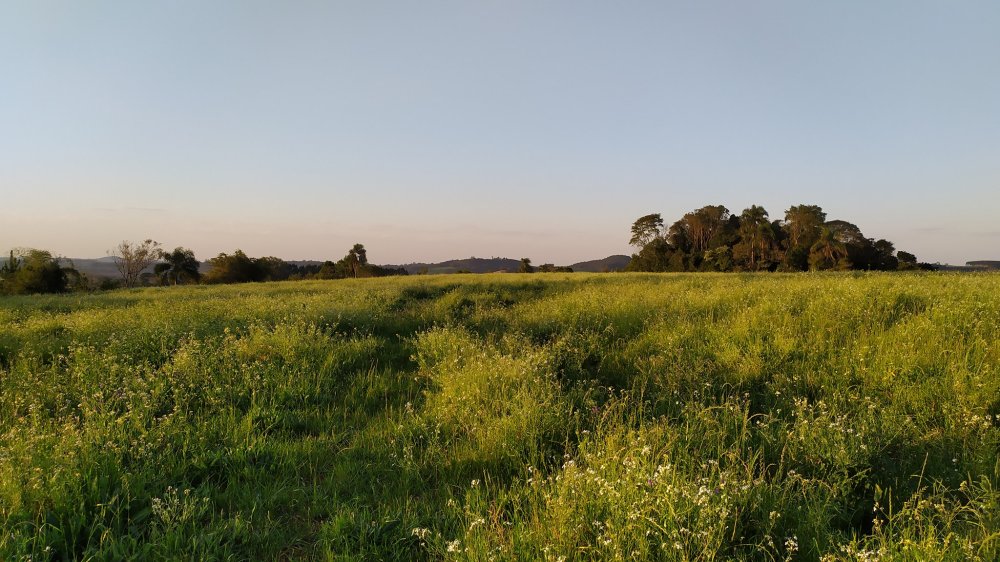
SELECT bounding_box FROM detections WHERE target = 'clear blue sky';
[2,1,998,265]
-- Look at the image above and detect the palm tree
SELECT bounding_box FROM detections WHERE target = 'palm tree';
[155,247,201,285]
[737,205,776,270]
[808,228,849,270]
[1,250,21,280]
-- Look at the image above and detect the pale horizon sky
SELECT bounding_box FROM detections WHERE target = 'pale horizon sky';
[2,1,998,265]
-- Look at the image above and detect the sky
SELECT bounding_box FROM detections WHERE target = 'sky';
[1,1,998,266]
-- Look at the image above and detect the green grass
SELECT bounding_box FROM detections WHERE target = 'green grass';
[1,273,998,560]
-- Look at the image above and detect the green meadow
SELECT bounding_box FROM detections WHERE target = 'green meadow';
[1,273,997,561]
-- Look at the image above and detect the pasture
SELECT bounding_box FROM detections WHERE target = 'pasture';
[1,273,997,560]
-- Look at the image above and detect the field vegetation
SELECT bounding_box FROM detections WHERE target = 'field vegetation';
[1,273,997,560]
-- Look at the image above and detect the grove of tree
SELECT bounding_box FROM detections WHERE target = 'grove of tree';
[0,249,84,295]
[626,203,933,272]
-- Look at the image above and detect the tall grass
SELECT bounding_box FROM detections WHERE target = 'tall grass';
[0,273,997,560]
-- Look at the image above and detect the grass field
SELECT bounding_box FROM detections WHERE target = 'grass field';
[1,273,998,561]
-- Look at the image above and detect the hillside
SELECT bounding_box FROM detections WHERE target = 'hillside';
[57,257,124,279]
[569,254,631,272]
[385,257,523,274]
[385,255,631,274]
[967,260,1000,270]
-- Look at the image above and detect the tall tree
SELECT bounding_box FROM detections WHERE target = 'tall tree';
[629,214,664,248]
[872,239,898,271]
[518,258,534,273]
[110,239,162,288]
[663,205,731,256]
[352,244,367,264]
[733,206,776,271]
[687,205,731,253]
[154,247,201,285]
[781,205,827,270]
[783,205,827,249]
[344,243,368,278]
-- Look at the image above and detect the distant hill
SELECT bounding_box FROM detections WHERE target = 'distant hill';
[966,261,1000,270]
[385,257,523,274]
[937,260,1000,272]
[382,255,631,274]
[57,257,126,279]
[569,255,631,272]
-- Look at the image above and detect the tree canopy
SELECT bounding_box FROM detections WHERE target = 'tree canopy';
[155,247,201,285]
[625,204,931,273]
[629,214,664,248]
[0,249,83,295]
[200,244,406,284]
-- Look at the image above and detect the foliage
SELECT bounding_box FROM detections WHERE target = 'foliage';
[629,213,664,248]
[537,263,573,273]
[110,239,162,288]
[0,248,81,295]
[897,251,919,271]
[155,247,201,285]
[670,205,734,255]
[202,249,271,284]
[625,238,674,272]
[732,205,777,271]
[809,227,850,270]
[344,243,368,278]
[628,204,923,273]
[315,244,407,279]
[784,204,827,250]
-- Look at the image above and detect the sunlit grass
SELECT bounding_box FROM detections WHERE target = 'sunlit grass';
[1,273,997,560]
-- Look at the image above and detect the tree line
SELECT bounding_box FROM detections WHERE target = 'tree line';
[0,207,939,296]
[625,204,933,272]
[514,258,573,274]
[201,243,406,284]
[0,242,406,296]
